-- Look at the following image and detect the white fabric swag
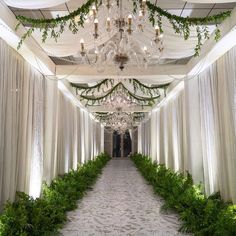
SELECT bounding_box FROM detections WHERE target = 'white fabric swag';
[139,45,236,203]
[184,0,236,3]
[0,39,104,209]
[4,0,71,9]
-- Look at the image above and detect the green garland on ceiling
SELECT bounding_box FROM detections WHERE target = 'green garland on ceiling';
[72,80,162,106]
[144,1,231,56]
[14,0,231,55]
[80,82,161,106]
[72,78,169,97]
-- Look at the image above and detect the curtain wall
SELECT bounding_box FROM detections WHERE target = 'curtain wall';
[0,39,104,209]
[138,46,236,203]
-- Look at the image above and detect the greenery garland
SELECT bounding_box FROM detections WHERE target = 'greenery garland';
[132,153,236,235]
[78,82,161,106]
[72,78,169,97]
[14,0,231,55]
[0,153,111,236]
[72,79,167,106]
[15,0,99,49]
[144,1,231,56]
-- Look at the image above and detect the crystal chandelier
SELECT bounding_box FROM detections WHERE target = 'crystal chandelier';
[100,112,134,134]
[77,0,164,71]
[96,111,145,134]
[102,86,137,111]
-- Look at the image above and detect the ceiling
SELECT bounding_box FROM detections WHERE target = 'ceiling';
[10,0,236,19]
[8,0,236,65]
[3,0,236,115]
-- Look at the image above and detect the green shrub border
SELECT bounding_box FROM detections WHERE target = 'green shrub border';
[0,152,111,236]
[131,153,236,236]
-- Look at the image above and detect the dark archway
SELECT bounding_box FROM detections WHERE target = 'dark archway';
[112,130,132,157]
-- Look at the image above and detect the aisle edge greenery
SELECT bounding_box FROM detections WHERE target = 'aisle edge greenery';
[131,153,236,235]
[0,153,111,236]
[15,0,231,56]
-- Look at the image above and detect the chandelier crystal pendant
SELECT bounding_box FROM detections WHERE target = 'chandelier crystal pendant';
[77,0,164,72]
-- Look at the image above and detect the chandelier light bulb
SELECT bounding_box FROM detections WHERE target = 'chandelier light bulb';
[139,11,143,18]
[106,17,111,31]
[80,38,85,55]
[143,46,147,52]
[92,5,96,16]
[155,25,160,36]
[128,14,132,26]
[94,18,99,38]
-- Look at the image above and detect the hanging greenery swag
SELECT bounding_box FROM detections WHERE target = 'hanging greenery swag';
[15,0,231,55]
[71,78,169,106]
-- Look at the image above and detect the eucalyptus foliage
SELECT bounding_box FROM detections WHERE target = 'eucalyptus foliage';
[132,153,236,235]
[15,0,231,55]
[0,153,111,236]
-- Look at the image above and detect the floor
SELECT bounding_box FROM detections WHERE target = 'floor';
[60,158,190,236]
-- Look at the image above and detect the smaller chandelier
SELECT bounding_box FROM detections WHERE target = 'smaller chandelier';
[95,112,145,134]
[102,87,137,110]
[102,112,134,134]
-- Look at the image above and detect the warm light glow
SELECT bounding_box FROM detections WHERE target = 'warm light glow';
[80,38,85,51]
[29,131,43,199]
[80,38,84,44]
[139,11,143,18]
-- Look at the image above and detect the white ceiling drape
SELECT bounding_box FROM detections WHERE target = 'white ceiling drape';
[32,17,214,59]
[184,0,236,3]
[4,0,71,9]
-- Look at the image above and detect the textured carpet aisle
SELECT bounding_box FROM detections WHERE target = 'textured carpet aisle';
[61,158,190,236]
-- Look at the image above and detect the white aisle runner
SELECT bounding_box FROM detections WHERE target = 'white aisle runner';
[61,158,190,236]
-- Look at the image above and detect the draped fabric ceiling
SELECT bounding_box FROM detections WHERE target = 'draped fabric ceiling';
[5,0,236,112]
[5,0,229,59]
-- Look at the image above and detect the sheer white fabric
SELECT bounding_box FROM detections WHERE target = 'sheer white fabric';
[138,46,236,202]
[30,14,214,59]
[4,0,71,9]
[0,39,103,209]
[185,0,236,3]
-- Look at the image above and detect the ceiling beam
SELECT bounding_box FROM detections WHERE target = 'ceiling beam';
[0,1,55,75]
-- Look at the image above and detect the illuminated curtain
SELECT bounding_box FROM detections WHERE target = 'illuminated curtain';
[0,39,44,205]
[0,39,104,209]
[138,46,236,202]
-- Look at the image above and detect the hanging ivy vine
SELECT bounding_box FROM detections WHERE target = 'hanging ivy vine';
[144,0,231,56]
[14,0,231,55]
[71,78,169,107]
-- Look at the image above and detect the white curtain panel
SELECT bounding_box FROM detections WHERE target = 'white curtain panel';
[196,48,236,201]
[0,39,103,209]
[0,39,44,205]
[4,0,71,9]
[138,45,236,202]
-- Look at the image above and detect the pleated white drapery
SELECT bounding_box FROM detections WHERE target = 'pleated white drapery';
[0,39,104,209]
[138,46,236,203]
